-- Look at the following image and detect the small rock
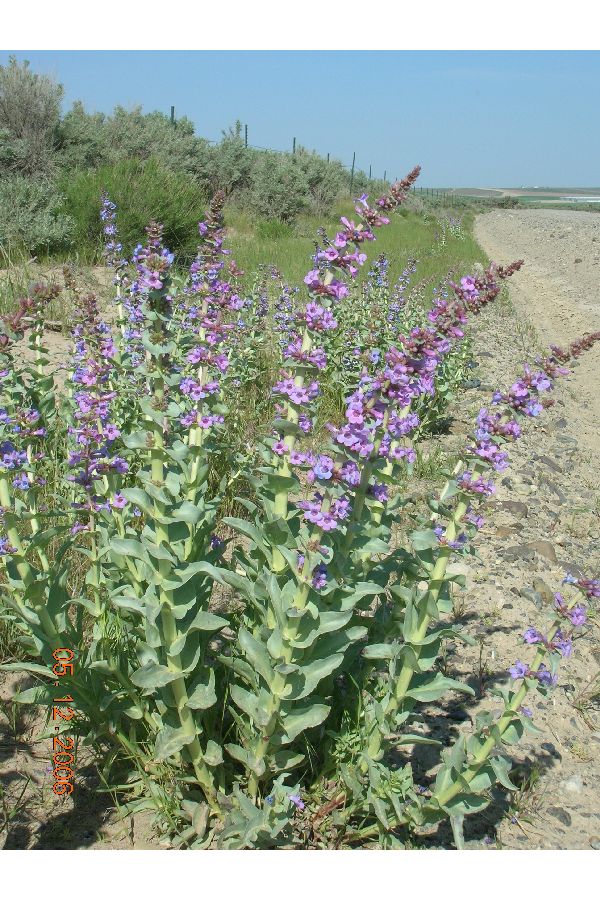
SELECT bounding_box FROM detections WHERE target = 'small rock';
[561,775,584,795]
[505,545,535,562]
[497,500,529,519]
[536,455,563,474]
[539,477,567,504]
[559,561,585,578]
[547,806,572,826]
[532,578,555,604]
[514,484,533,496]
[520,587,543,608]
[591,837,600,850]
[495,526,516,539]
[526,540,558,563]
[574,258,582,263]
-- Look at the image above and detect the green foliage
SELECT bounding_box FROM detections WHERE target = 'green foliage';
[0,56,63,176]
[288,147,345,215]
[0,175,74,255]
[58,158,207,261]
[245,153,311,223]
[57,102,210,177]
[0,184,589,851]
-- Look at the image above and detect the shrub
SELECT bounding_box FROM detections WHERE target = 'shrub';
[204,121,256,197]
[56,102,211,178]
[0,175,74,255]
[58,158,207,261]
[292,148,345,215]
[496,196,520,209]
[246,152,310,223]
[0,57,63,176]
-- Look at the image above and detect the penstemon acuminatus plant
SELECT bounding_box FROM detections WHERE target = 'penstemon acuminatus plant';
[0,169,598,849]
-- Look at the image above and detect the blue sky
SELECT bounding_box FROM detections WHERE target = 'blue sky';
[2,50,599,187]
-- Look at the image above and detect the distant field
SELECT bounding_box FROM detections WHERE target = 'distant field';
[444,186,600,208]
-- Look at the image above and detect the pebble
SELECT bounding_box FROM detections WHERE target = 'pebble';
[591,837,600,850]
[505,545,535,562]
[519,587,543,609]
[496,500,529,519]
[526,540,558,563]
[532,578,555,603]
[547,806,572,826]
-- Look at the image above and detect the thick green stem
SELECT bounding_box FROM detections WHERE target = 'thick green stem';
[145,370,218,809]
[365,462,477,762]
[271,328,312,573]
[248,524,323,799]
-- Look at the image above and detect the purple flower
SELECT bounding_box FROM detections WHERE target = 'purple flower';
[311,563,328,590]
[71,521,89,536]
[104,424,121,441]
[568,606,587,627]
[523,628,543,645]
[0,536,17,555]
[288,794,305,810]
[509,661,530,680]
[519,706,533,718]
[312,455,335,481]
[535,664,557,687]
[112,493,128,509]
[371,483,389,503]
[272,439,289,456]
[552,631,572,658]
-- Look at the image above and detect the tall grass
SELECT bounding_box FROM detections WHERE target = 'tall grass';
[227,204,486,292]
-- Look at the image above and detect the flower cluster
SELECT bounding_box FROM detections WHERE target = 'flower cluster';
[100,192,126,271]
[296,492,351,531]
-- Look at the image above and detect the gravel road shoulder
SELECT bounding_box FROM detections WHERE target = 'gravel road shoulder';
[474,209,600,455]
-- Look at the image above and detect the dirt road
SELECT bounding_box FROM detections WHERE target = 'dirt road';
[475,209,600,454]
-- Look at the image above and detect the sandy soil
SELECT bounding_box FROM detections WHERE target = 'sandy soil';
[475,209,600,455]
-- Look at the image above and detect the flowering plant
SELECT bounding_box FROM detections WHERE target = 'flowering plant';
[1,172,598,849]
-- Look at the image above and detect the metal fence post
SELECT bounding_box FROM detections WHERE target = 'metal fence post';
[244,124,248,148]
[350,151,356,193]
[293,137,296,154]
[170,106,175,124]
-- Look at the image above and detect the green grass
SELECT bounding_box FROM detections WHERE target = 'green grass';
[226,202,487,293]
[0,200,489,323]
